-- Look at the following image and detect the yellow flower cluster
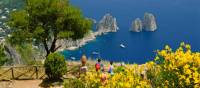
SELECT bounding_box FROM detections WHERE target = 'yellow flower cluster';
[105,64,152,88]
[156,42,200,87]
[78,42,200,88]
[83,63,153,88]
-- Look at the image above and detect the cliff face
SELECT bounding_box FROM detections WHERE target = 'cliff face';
[97,13,119,35]
[131,12,157,32]
[4,44,21,65]
[143,13,157,31]
[131,18,143,32]
[57,14,119,51]
[56,31,96,51]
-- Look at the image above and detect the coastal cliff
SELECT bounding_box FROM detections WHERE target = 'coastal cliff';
[131,12,157,32]
[4,44,21,65]
[56,31,96,51]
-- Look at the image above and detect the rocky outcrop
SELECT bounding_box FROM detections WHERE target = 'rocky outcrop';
[57,13,120,51]
[143,13,157,31]
[131,12,157,32]
[97,13,119,35]
[131,18,143,32]
[56,31,96,51]
[4,44,21,65]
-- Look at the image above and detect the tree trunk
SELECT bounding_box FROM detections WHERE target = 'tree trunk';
[43,40,50,57]
[43,38,61,57]
[50,38,57,53]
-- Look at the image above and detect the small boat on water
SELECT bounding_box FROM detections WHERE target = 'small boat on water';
[120,44,126,48]
[92,51,99,55]
[70,57,76,60]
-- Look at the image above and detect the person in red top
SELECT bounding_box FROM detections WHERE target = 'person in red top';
[95,59,103,72]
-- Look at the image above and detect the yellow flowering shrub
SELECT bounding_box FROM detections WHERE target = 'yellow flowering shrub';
[150,42,200,87]
[82,64,152,88]
[65,43,200,88]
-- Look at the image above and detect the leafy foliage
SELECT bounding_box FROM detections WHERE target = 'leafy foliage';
[15,44,38,65]
[44,52,67,80]
[63,78,85,88]
[149,42,200,87]
[0,44,8,66]
[8,0,92,56]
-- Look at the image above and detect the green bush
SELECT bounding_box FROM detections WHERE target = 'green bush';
[16,44,37,65]
[0,44,8,66]
[44,52,67,80]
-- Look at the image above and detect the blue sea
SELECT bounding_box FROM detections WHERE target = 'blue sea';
[62,0,200,64]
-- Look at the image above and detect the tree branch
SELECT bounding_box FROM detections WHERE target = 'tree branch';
[42,40,50,57]
[54,45,62,51]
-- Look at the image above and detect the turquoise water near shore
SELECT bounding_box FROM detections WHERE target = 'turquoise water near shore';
[63,0,200,64]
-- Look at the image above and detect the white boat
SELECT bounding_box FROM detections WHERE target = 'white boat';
[92,51,99,55]
[70,57,76,60]
[120,44,126,48]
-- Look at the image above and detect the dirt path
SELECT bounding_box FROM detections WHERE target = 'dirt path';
[0,80,63,88]
[0,80,64,88]
[13,80,42,88]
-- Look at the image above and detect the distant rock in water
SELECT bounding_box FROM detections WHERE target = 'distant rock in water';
[97,13,119,35]
[131,18,143,32]
[143,12,157,31]
[130,12,157,32]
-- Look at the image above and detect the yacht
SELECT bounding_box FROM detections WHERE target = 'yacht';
[70,57,76,60]
[120,44,126,48]
[92,51,99,55]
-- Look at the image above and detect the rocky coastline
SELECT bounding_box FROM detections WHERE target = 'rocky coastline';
[56,13,119,51]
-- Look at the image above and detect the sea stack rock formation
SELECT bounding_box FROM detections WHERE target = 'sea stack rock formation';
[131,18,143,32]
[131,12,157,32]
[97,13,119,35]
[143,12,157,31]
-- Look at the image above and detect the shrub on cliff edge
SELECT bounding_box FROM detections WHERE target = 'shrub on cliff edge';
[0,44,8,66]
[44,53,67,80]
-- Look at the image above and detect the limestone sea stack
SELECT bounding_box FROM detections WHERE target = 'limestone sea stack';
[131,18,143,32]
[143,12,157,31]
[97,13,119,35]
[130,12,157,32]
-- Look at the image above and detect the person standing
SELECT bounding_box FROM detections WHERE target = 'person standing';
[95,59,103,72]
[80,55,88,75]
[108,61,114,76]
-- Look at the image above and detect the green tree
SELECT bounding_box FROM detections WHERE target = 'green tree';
[0,44,8,66]
[44,52,67,80]
[16,44,37,65]
[8,0,92,57]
